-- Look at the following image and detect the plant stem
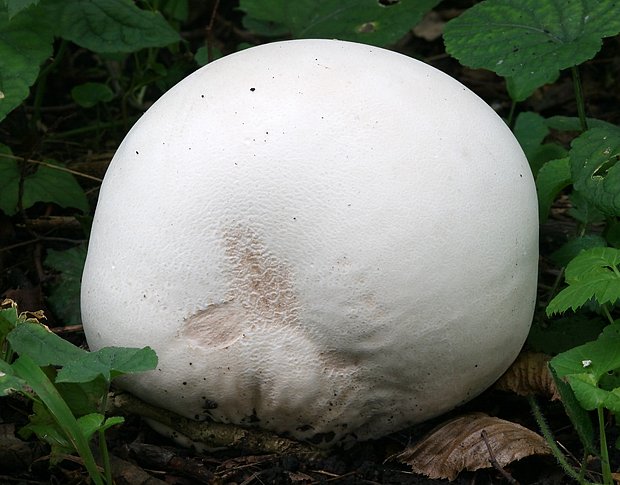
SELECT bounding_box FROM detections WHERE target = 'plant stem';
[528,396,592,485]
[571,66,588,132]
[598,406,613,485]
[507,99,517,128]
[31,40,68,132]
[98,389,113,485]
[602,306,615,326]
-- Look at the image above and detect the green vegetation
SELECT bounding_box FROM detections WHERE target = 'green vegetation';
[0,301,157,484]
[1,0,620,482]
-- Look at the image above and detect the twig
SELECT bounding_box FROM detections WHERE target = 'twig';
[0,153,103,182]
[480,430,519,484]
[109,391,324,458]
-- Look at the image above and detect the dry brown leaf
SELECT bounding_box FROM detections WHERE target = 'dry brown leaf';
[397,413,550,480]
[412,11,445,41]
[494,352,560,400]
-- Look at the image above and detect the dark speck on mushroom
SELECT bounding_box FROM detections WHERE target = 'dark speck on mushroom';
[250,87,256,92]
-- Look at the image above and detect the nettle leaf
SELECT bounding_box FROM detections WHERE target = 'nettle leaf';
[239,0,440,46]
[44,0,180,53]
[56,346,158,384]
[0,157,88,215]
[513,112,567,176]
[45,245,87,325]
[567,374,620,412]
[547,247,620,316]
[535,157,571,222]
[570,125,620,216]
[444,0,620,100]
[0,8,54,121]
[7,322,86,366]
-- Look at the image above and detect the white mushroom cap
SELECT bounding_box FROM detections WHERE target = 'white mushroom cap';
[81,39,538,446]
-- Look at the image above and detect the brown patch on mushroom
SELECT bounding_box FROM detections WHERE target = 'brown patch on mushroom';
[180,225,301,347]
[222,225,300,328]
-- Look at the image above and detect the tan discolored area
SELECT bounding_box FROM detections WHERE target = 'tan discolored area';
[179,301,247,348]
[222,225,301,329]
[180,225,302,347]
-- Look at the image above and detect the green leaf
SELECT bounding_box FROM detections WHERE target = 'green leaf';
[567,374,620,412]
[545,115,617,132]
[0,157,89,215]
[55,377,108,416]
[551,323,620,382]
[11,355,104,484]
[570,125,620,216]
[444,0,620,100]
[45,0,180,53]
[56,346,158,384]
[7,322,86,366]
[0,8,54,121]
[527,315,606,354]
[71,82,114,108]
[506,71,559,102]
[6,0,38,18]
[45,245,87,325]
[548,364,595,454]
[535,157,571,222]
[512,111,567,175]
[551,325,620,414]
[0,306,20,341]
[567,190,605,225]
[0,359,27,395]
[239,0,440,46]
[547,247,620,316]
[514,112,549,160]
[550,235,607,267]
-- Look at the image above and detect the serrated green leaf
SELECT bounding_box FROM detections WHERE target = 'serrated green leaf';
[239,0,440,46]
[0,9,54,121]
[45,245,87,325]
[7,322,86,366]
[547,247,620,315]
[535,157,571,221]
[570,125,620,216]
[44,0,180,53]
[444,0,620,100]
[56,346,158,384]
[0,157,88,215]
[71,82,114,108]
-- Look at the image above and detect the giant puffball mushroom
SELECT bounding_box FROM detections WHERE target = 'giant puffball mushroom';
[81,39,538,447]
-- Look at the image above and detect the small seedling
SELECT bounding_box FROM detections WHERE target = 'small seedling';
[0,300,157,484]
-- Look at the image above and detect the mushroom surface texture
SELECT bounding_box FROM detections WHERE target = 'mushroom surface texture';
[81,39,538,447]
